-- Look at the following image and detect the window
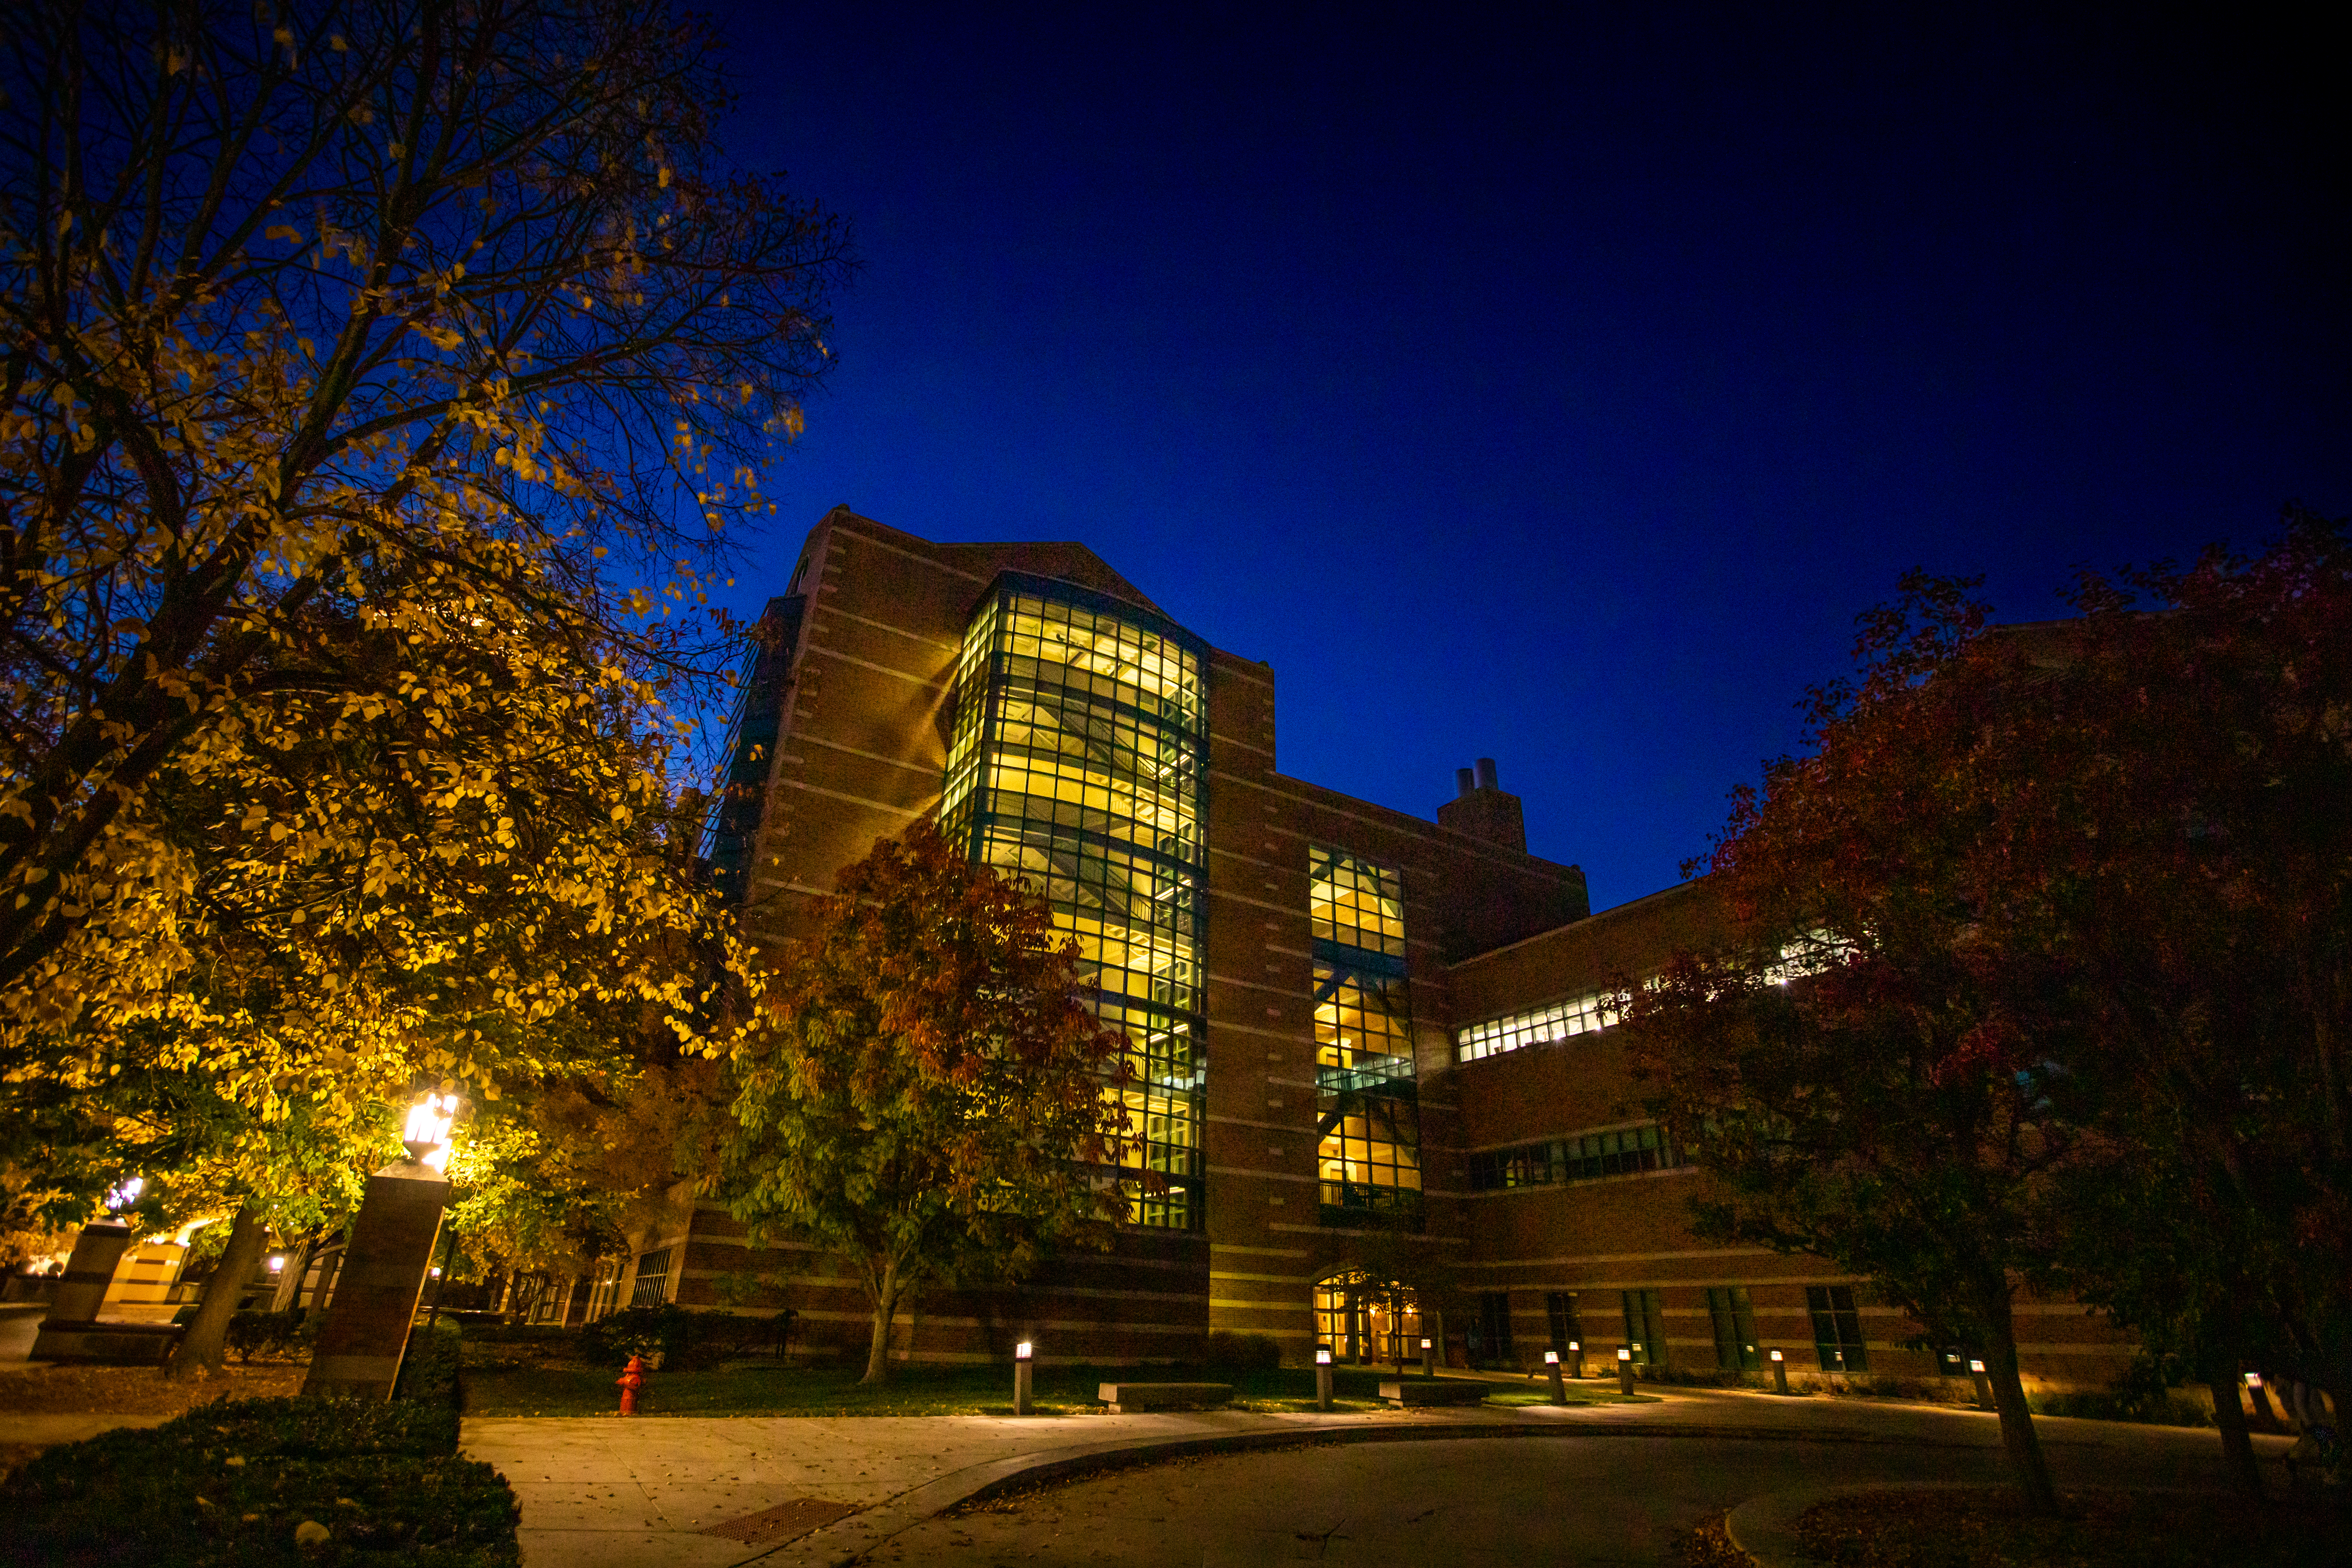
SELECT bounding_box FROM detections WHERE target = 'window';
[1473,1291,1514,1366]
[1456,989,1617,1063]
[582,1257,624,1322]
[1561,1125,1678,1180]
[1807,1285,1868,1373]
[1312,848,1421,1230]
[1621,1288,1667,1370]
[1707,1287,1760,1371]
[1546,1291,1583,1354]
[1309,846,1406,958]
[629,1249,674,1309]
[939,576,1210,1227]
[1468,1142,1556,1190]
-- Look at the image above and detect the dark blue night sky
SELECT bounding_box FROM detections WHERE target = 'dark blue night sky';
[707,3,2347,912]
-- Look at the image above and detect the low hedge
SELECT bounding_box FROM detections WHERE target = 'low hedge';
[0,1322,516,1568]
[577,1302,795,1368]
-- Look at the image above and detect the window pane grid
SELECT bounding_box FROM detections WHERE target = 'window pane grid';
[1457,989,1618,1063]
[1467,1125,1680,1190]
[940,578,1209,1229]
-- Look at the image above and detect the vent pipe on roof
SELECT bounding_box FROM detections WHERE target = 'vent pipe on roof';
[1474,757,1500,792]
[1455,767,1476,798]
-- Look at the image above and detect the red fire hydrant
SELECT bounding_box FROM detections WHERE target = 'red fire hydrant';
[616,1355,645,1416]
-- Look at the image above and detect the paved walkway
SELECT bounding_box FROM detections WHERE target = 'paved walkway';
[457,1384,2291,1568]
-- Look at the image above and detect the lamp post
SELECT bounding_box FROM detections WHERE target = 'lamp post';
[1545,1349,1566,1406]
[1771,1348,1790,1396]
[303,1091,461,1401]
[1316,1346,1334,1412]
[1568,1338,1583,1378]
[1014,1340,1034,1416]
[1617,1346,1635,1397]
[1419,1336,1434,1378]
[1969,1358,1993,1410]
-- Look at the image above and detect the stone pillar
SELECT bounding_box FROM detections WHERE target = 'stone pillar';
[45,1220,133,1324]
[302,1160,450,1401]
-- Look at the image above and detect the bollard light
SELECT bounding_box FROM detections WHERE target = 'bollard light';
[1013,1340,1034,1415]
[403,1092,461,1171]
[1316,1347,1332,1365]
[1314,1345,1335,1412]
[1616,1345,1636,1396]
[1769,1347,1791,1395]
[1969,1359,1984,1373]
[1545,1350,1559,1365]
[1545,1348,1566,1405]
[2244,1372,2262,1388]
[267,1254,286,1274]
[1771,1350,1784,1363]
[1618,1347,1632,1361]
[1016,1341,1034,1361]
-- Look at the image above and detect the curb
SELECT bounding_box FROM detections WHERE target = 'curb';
[740,1413,2003,1568]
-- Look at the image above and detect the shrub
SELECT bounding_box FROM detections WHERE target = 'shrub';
[225,1310,305,1362]
[395,1320,464,1409]
[1203,1330,1282,1372]
[0,1393,515,1568]
[577,1304,788,1369]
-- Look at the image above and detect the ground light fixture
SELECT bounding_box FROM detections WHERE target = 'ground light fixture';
[1419,1335,1435,1377]
[1013,1340,1034,1415]
[402,1091,462,1171]
[1544,1348,1566,1406]
[1770,1347,1790,1395]
[1568,1338,1583,1377]
[1315,1346,1334,1412]
[1617,1345,1635,1396]
[1969,1358,1993,1408]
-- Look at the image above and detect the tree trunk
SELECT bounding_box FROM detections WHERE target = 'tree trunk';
[168,1204,269,1379]
[269,1231,315,1315]
[862,1260,900,1384]
[2206,1369,2264,1497]
[1979,1292,2058,1513]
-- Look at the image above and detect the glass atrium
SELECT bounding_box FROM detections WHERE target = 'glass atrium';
[1311,847,1423,1228]
[939,575,1209,1228]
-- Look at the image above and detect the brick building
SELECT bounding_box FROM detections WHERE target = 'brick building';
[606,507,2127,1388]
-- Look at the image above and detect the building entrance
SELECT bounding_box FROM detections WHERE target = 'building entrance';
[1313,1272,1424,1366]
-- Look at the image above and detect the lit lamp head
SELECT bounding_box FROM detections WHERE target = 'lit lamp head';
[267,1254,285,1274]
[1419,1337,1432,1350]
[1617,1347,1632,1363]
[2244,1372,2262,1388]
[1316,1347,1333,1366]
[402,1092,461,1172]
[1770,1350,1785,1364]
[1015,1341,1033,1363]
[1544,1350,1559,1365]
[102,1176,144,1215]
[1569,1340,1580,1353]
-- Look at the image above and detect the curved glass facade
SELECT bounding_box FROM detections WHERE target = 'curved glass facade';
[939,574,1209,1228]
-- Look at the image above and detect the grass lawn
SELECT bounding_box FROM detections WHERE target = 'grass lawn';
[460,1353,1642,1418]
[1794,1487,2345,1568]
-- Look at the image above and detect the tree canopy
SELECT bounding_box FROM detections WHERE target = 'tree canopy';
[716,819,1132,1383]
[1626,509,2352,1501]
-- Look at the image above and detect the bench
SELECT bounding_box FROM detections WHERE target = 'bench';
[1379,1379,1491,1406]
[1096,1381,1235,1414]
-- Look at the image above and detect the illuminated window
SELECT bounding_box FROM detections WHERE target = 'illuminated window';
[1807,1285,1868,1373]
[1314,1272,1422,1364]
[1310,848,1422,1229]
[941,575,1209,1228]
[1467,1142,1556,1190]
[1309,846,1406,958]
[1708,1286,1760,1371]
[1456,989,1618,1064]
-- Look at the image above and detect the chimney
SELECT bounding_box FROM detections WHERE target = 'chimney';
[1437,756,1527,854]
